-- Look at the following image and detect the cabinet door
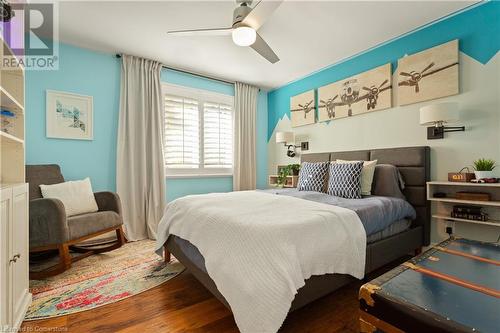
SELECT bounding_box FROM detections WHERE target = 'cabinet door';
[11,184,29,327]
[0,187,12,327]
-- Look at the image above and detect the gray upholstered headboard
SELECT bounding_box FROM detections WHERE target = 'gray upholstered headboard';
[301,146,430,245]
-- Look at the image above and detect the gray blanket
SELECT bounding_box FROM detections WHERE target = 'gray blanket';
[260,188,416,236]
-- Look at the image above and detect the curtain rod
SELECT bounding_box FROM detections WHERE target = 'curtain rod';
[115,54,235,86]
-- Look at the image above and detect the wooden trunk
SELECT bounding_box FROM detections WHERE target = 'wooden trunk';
[359,238,499,333]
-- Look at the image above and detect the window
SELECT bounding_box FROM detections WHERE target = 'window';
[163,84,233,177]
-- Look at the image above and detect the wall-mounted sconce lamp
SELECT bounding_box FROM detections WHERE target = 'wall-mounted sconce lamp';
[420,103,464,140]
[276,131,306,158]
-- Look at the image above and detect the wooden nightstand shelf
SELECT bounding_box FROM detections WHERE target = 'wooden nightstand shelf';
[268,175,298,188]
[427,181,500,228]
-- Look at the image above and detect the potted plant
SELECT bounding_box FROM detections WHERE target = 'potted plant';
[288,164,300,176]
[473,158,496,179]
[276,164,300,187]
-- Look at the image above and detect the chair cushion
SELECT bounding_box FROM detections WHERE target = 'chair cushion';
[67,211,122,241]
[40,178,98,217]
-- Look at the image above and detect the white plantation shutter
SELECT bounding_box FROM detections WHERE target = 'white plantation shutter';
[164,95,200,168]
[204,102,233,168]
[163,84,233,175]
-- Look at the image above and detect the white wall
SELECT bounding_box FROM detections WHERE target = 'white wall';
[268,52,500,243]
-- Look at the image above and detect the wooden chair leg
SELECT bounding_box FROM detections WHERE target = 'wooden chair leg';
[31,227,127,280]
[59,244,72,270]
[164,245,171,263]
[116,226,126,246]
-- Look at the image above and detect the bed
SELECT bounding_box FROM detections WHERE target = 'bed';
[158,146,430,332]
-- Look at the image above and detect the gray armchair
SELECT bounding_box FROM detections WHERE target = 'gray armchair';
[26,165,125,279]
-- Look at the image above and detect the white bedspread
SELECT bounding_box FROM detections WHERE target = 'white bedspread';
[155,191,366,333]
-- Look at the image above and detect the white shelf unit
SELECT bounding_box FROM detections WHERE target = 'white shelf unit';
[1,36,31,331]
[432,215,499,227]
[427,197,500,207]
[268,175,298,188]
[0,131,24,145]
[1,86,24,113]
[427,181,500,228]
[1,36,25,186]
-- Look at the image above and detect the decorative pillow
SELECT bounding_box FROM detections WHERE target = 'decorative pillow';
[40,177,98,217]
[297,162,329,192]
[327,161,364,199]
[372,164,406,200]
[336,159,378,195]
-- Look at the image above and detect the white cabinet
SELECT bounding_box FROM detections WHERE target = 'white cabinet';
[0,183,31,330]
[1,33,29,330]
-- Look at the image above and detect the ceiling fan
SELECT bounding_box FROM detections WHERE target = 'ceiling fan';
[167,0,283,64]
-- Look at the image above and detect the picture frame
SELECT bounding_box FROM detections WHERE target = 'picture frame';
[290,90,316,127]
[318,63,392,122]
[397,39,459,106]
[46,90,93,140]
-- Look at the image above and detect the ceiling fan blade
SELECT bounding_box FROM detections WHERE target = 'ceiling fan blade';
[242,0,283,30]
[362,87,372,92]
[399,72,412,77]
[167,27,233,36]
[250,33,279,63]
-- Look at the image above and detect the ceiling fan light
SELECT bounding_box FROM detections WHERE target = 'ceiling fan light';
[232,26,256,46]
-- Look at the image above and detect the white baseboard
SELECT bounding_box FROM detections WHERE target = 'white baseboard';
[12,291,32,331]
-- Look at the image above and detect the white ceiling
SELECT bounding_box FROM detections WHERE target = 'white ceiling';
[56,1,475,89]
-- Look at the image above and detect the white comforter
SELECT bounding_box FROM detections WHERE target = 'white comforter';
[155,191,366,333]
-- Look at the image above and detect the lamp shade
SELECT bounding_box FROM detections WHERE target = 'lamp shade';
[420,103,459,125]
[276,131,294,144]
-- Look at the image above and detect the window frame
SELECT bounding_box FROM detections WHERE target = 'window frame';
[162,83,234,178]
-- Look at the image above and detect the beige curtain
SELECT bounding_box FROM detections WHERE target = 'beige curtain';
[233,82,259,191]
[116,55,166,241]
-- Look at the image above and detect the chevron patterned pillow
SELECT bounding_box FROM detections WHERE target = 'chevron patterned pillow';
[297,162,329,192]
[327,161,364,199]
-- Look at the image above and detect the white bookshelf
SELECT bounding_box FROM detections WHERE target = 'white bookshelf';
[427,181,500,228]
[427,181,500,187]
[1,36,31,331]
[432,214,499,227]
[1,36,25,185]
[427,197,500,207]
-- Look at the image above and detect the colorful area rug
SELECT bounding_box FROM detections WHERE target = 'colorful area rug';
[26,240,184,320]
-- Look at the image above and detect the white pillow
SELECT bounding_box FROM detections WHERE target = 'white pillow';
[40,177,99,217]
[336,159,378,195]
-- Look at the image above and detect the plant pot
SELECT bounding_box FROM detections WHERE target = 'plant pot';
[474,171,494,179]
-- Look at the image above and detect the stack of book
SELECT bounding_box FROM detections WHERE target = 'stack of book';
[451,205,489,222]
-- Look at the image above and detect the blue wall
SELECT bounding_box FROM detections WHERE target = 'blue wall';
[267,1,500,139]
[26,42,268,201]
[25,44,121,191]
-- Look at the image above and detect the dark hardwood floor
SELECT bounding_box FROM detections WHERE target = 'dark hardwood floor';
[22,260,406,333]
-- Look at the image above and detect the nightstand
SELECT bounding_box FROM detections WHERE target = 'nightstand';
[427,181,500,228]
[268,175,298,188]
